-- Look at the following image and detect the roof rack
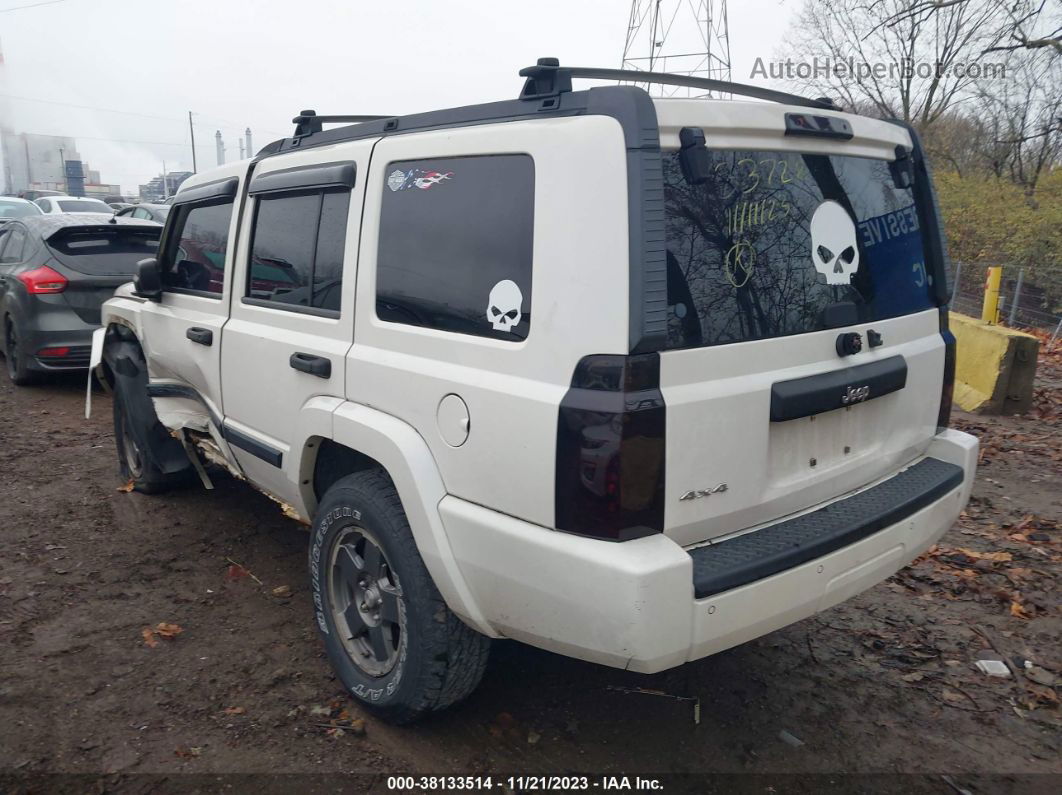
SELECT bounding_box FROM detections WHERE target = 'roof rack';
[518,58,839,111]
[292,110,394,138]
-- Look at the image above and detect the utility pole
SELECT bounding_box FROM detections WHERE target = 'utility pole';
[58,146,65,192]
[162,161,169,200]
[188,111,197,173]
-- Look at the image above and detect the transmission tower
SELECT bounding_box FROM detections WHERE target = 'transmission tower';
[621,0,731,96]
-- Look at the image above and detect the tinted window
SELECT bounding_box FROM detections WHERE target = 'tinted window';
[376,155,534,341]
[47,229,160,275]
[663,150,933,349]
[162,200,233,295]
[247,189,350,312]
[57,199,112,213]
[0,227,27,262]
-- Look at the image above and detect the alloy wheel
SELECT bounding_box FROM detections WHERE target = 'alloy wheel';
[329,526,404,677]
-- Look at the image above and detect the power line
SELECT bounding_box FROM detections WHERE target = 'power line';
[0,92,184,122]
[0,0,70,13]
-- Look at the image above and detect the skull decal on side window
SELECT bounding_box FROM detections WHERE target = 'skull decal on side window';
[486,280,523,332]
[809,200,860,285]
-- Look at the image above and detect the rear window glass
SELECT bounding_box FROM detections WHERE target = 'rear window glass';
[663,150,934,349]
[47,230,160,275]
[0,201,41,219]
[57,199,113,213]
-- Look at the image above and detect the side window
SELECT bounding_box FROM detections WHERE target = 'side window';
[376,154,534,341]
[133,208,151,220]
[246,189,350,313]
[0,228,27,263]
[161,200,233,295]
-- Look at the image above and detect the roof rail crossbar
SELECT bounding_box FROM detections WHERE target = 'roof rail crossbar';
[518,59,838,111]
[292,110,394,138]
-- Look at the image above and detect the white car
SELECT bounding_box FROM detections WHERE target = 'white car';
[35,195,114,215]
[91,59,978,724]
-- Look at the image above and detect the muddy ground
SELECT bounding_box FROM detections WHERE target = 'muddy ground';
[0,359,1058,793]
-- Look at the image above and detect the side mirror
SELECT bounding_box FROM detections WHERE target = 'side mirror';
[134,257,162,301]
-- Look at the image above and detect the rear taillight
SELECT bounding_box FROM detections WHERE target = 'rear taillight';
[555,353,666,541]
[18,265,67,294]
[37,347,71,358]
[938,307,956,431]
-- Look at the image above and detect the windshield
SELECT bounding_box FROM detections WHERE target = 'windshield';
[663,150,934,349]
[0,200,42,219]
[57,199,113,214]
[46,229,160,274]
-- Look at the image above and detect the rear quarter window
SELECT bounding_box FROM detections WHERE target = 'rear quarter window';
[375,154,535,341]
[663,150,934,349]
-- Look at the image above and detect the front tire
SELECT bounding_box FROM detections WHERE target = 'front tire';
[310,469,490,724]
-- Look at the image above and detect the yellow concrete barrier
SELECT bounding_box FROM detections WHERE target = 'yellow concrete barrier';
[950,312,1040,415]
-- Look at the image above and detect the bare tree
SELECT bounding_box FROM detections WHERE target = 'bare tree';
[866,0,1062,54]
[785,0,1006,126]
[974,49,1062,201]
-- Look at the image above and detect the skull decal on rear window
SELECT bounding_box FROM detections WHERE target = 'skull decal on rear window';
[487,279,523,332]
[810,200,860,285]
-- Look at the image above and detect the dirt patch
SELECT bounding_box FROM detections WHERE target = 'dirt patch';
[0,370,1058,791]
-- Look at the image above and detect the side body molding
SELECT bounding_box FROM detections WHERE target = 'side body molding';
[328,402,497,638]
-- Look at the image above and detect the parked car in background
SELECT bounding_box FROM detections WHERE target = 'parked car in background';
[19,189,62,202]
[0,197,43,224]
[0,215,160,384]
[108,202,133,211]
[35,196,114,215]
[114,203,170,223]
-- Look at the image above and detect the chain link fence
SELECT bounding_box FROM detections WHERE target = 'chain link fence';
[948,261,1062,348]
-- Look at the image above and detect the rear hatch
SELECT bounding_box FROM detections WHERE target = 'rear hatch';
[653,100,945,547]
[45,224,160,324]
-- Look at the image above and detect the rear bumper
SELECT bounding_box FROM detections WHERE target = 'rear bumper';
[441,428,978,673]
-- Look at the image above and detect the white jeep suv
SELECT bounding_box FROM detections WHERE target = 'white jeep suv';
[92,60,978,723]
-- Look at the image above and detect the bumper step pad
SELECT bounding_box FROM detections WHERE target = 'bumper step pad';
[690,458,963,598]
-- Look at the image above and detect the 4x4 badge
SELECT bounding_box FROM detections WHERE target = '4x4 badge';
[680,483,728,501]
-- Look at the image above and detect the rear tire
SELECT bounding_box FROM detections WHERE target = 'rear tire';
[309,469,490,724]
[4,316,39,386]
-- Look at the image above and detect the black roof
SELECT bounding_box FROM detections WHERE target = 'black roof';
[16,214,161,239]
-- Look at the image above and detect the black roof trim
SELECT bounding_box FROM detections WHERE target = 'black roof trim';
[248,162,356,195]
[519,59,838,110]
[172,176,238,206]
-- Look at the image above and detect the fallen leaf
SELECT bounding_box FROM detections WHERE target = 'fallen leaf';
[1010,601,1033,620]
[902,672,925,682]
[141,627,158,648]
[117,480,135,493]
[309,705,331,717]
[941,688,966,704]
[174,745,201,758]
[226,564,249,581]
[271,585,291,598]
[155,622,183,639]
[222,706,245,715]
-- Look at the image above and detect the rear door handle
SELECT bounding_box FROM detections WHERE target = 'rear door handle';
[289,352,331,378]
[186,327,213,346]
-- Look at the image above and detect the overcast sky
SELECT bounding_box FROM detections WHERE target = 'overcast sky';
[0,0,795,193]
